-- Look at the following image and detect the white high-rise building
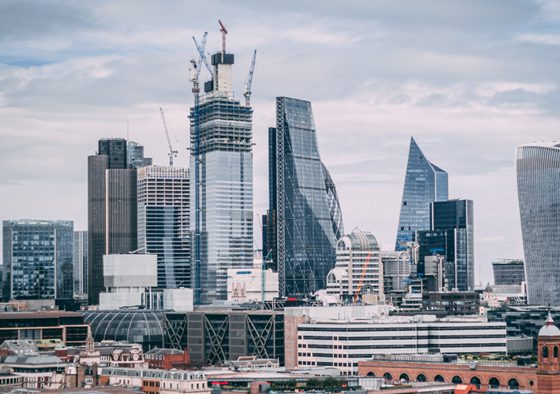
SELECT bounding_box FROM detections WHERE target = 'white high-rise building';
[327,228,384,304]
[137,165,190,289]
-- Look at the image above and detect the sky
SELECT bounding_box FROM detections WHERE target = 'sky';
[1,0,560,285]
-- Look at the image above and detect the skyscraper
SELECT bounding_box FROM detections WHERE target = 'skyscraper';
[395,137,448,250]
[88,138,150,305]
[517,142,560,306]
[73,230,88,297]
[271,97,343,297]
[137,165,190,289]
[190,40,253,304]
[417,199,474,291]
[3,220,73,300]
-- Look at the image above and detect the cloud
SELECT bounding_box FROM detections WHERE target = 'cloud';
[516,33,560,45]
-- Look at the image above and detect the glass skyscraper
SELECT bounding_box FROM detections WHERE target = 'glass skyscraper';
[3,219,74,300]
[137,165,190,289]
[73,230,88,297]
[517,142,560,306]
[270,97,343,297]
[190,45,253,304]
[417,199,474,291]
[395,137,448,250]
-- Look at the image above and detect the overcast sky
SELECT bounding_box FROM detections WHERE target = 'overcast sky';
[1,0,560,285]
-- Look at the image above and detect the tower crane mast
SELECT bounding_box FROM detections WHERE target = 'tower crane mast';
[244,49,257,106]
[159,107,178,167]
[218,19,228,53]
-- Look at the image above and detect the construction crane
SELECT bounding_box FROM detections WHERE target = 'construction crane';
[218,19,228,53]
[192,34,213,77]
[190,32,209,305]
[244,49,257,106]
[159,107,178,167]
[353,252,373,304]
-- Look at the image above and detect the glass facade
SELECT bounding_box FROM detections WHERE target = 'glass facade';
[492,259,525,286]
[396,137,448,250]
[83,310,164,350]
[137,165,190,289]
[273,97,343,297]
[517,143,560,306]
[190,96,253,304]
[3,220,74,300]
[417,199,474,291]
[73,230,88,297]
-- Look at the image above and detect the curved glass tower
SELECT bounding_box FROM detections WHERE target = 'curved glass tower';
[517,142,560,306]
[395,137,448,250]
[272,97,342,297]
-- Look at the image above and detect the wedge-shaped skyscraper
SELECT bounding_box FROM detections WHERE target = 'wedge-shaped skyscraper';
[269,97,343,297]
[517,142,560,306]
[395,137,448,250]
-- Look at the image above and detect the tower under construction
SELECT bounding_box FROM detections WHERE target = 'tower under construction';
[190,24,254,304]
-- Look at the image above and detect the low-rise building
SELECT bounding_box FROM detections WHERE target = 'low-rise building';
[2,354,66,390]
[144,347,190,370]
[294,313,506,375]
[99,367,209,394]
[358,312,560,394]
[0,311,88,346]
[227,268,279,302]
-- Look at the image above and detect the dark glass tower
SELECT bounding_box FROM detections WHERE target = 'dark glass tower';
[417,199,474,291]
[3,220,74,300]
[396,137,448,250]
[271,97,343,297]
[87,138,149,305]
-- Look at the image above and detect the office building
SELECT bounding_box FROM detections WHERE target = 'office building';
[492,259,525,286]
[270,97,343,297]
[137,165,190,289]
[73,230,88,297]
[295,313,506,375]
[98,254,158,310]
[517,142,560,306]
[382,250,413,293]
[0,311,88,345]
[395,137,448,250]
[190,37,253,305]
[127,140,152,168]
[417,199,474,291]
[88,138,150,305]
[326,228,383,303]
[227,268,279,302]
[2,220,73,300]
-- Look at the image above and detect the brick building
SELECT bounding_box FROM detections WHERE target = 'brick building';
[358,312,560,394]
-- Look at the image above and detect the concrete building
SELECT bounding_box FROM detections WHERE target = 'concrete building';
[286,306,505,375]
[190,33,253,304]
[99,254,158,310]
[382,250,413,293]
[358,313,560,394]
[227,268,279,302]
[326,229,383,304]
[100,368,209,394]
[492,258,525,286]
[2,219,74,301]
[88,138,150,305]
[0,311,88,346]
[137,165,190,290]
[73,230,88,298]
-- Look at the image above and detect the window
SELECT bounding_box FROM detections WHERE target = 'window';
[508,378,519,389]
[543,346,549,359]
[489,377,500,388]
[451,376,463,384]
[434,375,444,382]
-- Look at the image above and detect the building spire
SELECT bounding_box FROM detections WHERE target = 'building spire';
[86,325,95,353]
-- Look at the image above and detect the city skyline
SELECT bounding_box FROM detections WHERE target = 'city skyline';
[2,1,560,284]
